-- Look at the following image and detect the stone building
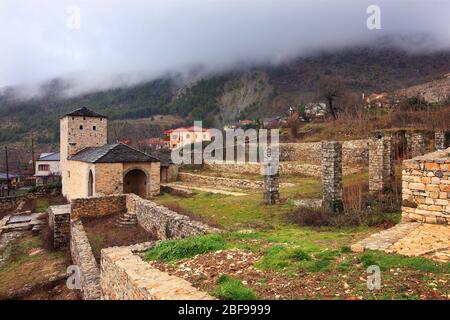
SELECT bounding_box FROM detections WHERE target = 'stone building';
[61,107,161,200]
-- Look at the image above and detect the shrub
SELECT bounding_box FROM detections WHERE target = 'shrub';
[214,275,256,300]
[144,234,227,262]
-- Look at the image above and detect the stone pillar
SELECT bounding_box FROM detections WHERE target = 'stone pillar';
[262,164,280,204]
[407,132,425,158]
[434,131,445,150]
[369,132,395,193]
[322,141,343,213]
[48,204,71,249]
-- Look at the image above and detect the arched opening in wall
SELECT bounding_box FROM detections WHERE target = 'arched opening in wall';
[88,170,93,197]
[124,169,147,198]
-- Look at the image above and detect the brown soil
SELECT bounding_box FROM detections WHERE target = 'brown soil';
[82,214,156,262]
[150,249,449,300]
[19,279,82,300]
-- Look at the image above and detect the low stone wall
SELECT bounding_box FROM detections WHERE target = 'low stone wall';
[70,220,101,300]
[402,148,450,225]
[161,184,194,197]
[71,194,127,220]
[279,139,369,165]
[179,172,264,190]
[126,194,218,240]
[48,205,71,249]
[203,161,361,178]
[101,245,213,300]
[0,192,47,212]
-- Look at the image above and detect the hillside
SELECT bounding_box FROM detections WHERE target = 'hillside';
[1,47,450,145]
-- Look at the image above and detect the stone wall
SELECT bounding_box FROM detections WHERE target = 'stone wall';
[101,245,213,300]
[263,166,280,205]
[402,148,450,225]
[161,185,194,197]
[126,194,218,240]
[71,194,127,220]
[407,132,426,158]
[0,193,46,213]
[204,161,361,178]
[279,139,369,165]
[435,131,446,151]
[369,132,395,193]
[70,220,101,300]
[179,172,264,190]
[322,141,343,212]
[48,204,71,249]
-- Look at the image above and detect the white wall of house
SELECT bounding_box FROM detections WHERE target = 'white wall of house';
[35,160,61,177]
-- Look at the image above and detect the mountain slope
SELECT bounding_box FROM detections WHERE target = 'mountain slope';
[1,47,450,145]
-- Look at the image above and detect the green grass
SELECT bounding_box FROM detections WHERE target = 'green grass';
[255,245,339,273]
[154,177,321,229]
[360,250,450,273]
[34,198,49,213]
[144,234,228,262]
[214,275,257,300]
[0,234,67,297]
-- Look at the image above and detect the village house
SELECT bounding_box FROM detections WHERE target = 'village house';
[165,126,211,150]
[60,107,161,200]
[139,137,168,150]
[35,152,61,186]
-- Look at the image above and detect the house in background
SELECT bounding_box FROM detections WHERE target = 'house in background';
[165,126,211,150]
[35,152,61,186]
[139,137,168,150]
[0,173,20,195]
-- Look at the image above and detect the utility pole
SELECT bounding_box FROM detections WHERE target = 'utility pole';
[5,146,9,196]
[31,135,35,175]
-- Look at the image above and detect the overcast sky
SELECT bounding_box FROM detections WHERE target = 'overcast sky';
[1,0,449,93]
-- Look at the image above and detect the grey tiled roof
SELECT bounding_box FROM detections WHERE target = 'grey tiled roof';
[70,143,160,163]
[37,152,60,161]
[65,107,107,118]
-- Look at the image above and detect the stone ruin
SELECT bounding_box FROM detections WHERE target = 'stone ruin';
[321,141,343,213]
[369,131,395,193]
[402,148,450,225]
[406,131,426,158]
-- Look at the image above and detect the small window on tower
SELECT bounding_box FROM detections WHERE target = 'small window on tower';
[93,126,96,131]
[80,125,83,130]
[83,117,86,120]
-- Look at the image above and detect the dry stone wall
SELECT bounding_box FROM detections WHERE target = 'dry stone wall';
[48,205,71,249]
[402,148,450,225]
[369,132,395,193]
[279,139,369,165]
[322,141,343,213]
[101,245,213,300]
[70,220,101,300]
[126,194,218,240]
[71,194,127,220]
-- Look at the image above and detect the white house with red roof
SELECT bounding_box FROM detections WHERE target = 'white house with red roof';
[165,126,211,149]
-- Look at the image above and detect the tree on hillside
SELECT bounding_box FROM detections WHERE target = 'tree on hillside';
[317,76,346,120]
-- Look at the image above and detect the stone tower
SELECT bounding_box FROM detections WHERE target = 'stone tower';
[60,107,108,197]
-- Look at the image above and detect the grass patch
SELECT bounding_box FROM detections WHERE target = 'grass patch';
[144,234,228,262]
[0,234,67,297]
[360,250,450,274]
[33,198,49,213]
[214,275,257,300]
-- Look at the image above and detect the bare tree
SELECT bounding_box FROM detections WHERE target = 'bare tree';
[317,76,346,120]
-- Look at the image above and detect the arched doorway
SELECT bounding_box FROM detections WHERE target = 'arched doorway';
[123,169,147,198]
[88,170,93,197]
